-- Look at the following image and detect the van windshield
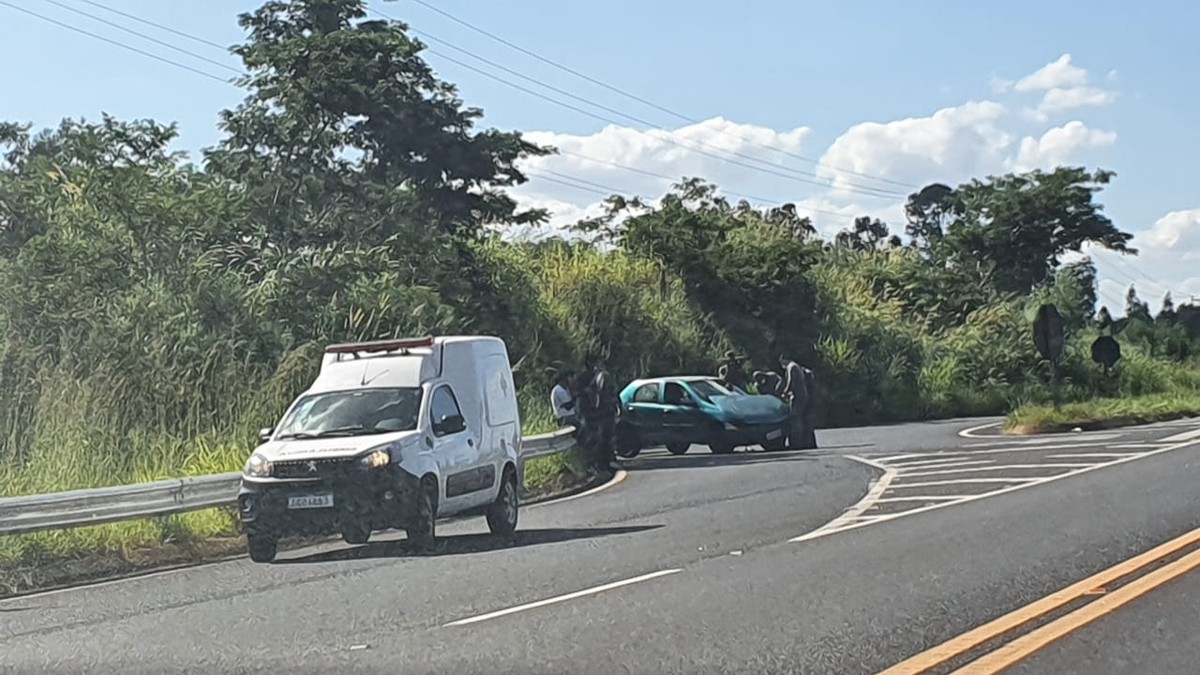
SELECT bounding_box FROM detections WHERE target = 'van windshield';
[274,388,422,439]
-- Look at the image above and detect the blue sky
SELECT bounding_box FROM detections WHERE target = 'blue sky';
[2,0,1197,311]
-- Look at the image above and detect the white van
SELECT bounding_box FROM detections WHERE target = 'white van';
[237,336,523,563]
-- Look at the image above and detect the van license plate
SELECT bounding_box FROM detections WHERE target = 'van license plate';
[287,494,334,510]
[765,429,783,441]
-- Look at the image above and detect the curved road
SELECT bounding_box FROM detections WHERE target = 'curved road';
[3,416,1200,674]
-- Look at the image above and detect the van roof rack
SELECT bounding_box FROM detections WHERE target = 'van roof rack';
[324,336,435,356]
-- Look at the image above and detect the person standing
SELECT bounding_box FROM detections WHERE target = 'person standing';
[800,366,819,449]
[717,350,748,392]
[550,370,577,428]
[779,356,810,450]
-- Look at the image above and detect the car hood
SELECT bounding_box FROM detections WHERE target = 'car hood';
[711,394,789,423]
[255,430,422,462]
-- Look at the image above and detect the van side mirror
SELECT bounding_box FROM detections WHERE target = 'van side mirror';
[434,414,466,435]
[258,427,274,443]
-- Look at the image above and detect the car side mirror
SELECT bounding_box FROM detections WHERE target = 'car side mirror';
[434,414,466,435]
[258,427,274,443]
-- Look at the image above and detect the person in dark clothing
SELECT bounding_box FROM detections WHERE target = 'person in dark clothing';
[717,350,748,392]
[574,357,619,471]
[779,357,811,450]
[753,370,784,398]
[799,366,819,449]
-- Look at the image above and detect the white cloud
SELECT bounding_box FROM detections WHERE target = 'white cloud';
[1014,54,1089,92]
[504,54,1192,306]
[816,101,1011,194]
[1005,54,1118,119]
[1088,208,1200,313]
[1010,121,1117,172]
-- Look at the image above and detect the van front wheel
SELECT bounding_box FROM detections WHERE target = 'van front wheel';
[407,480,437,552]
[486,469,519,537]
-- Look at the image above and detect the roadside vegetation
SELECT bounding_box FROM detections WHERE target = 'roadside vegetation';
[1,0,1198,572]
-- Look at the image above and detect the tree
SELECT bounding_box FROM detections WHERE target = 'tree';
[205,0,550,249]
[940,168,1134,295]
[1158,292,1177,325]
[835,216,891,251]
[1125,284,1153,323]
[904,182,955,254]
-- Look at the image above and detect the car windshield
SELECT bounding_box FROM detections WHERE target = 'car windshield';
[274,387,422,439]
[689,379,734,402]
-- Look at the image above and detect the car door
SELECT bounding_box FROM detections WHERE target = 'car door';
[622,382,665,444]
[427,384,480,515]
[662,380,708,442]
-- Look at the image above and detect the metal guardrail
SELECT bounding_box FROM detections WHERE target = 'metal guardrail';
[0,427,576,537]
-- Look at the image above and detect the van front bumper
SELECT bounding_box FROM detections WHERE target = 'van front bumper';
[237,465,421,538]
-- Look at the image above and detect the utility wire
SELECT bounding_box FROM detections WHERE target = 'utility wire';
[394,20,905,200]
[404,0,919,191]
[36,0,242,74]
[0,0,230,83]
[368,6,904,200]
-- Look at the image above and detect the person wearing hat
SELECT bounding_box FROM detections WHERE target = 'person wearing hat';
[717,349,748,393]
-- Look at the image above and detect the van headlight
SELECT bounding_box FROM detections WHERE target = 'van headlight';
[359,448,391,469]
[244,453,273,478]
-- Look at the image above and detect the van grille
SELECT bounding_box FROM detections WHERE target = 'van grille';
[272,456,358,479]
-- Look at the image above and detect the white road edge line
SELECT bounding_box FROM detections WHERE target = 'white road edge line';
[442,568,683,627]
[894,459,994,471]
[889,478,1040,489]
[790,439,1200,544]
[958,421,1004,438]
[901,463,1092,478]
[1045,453,1138,459]
[874,495,969,503]
[791,455,896,543]
[1157,428,1200,444]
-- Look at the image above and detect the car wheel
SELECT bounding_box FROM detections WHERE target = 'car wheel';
[666,442,690,455]
[406,479,437,552]
[247,532,277,563]
[342,522,371,546]
[709,441,736,454]
[763,436,787,452]
[486,468,519,537]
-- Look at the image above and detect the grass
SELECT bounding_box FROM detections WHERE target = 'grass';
[1005,390,1200,435]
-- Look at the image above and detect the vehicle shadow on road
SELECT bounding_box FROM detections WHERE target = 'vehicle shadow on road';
[623,449,830,471]
[274,524,663,565]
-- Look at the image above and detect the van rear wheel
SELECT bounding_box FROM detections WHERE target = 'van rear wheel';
[486,469,519,537]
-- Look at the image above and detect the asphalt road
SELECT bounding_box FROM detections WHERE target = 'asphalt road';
[3,417,1200,674]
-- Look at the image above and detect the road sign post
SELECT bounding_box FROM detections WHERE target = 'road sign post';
[1033,304,1066,410]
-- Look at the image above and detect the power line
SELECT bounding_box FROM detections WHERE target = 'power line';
[546,151,857,220]
[405,0,919,192]
[8,2,869,226]
[393,20,905,200]
[71,0,229,51]
[0,0,230,83]
[420,45,904,201]
[37,0,242,74]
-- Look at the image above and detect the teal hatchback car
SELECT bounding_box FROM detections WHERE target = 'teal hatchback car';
[615,376,791,457]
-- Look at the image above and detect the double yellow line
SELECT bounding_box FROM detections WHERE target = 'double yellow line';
[879,526,1200,674]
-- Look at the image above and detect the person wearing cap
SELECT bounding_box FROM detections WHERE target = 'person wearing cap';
[717,350,748,392]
